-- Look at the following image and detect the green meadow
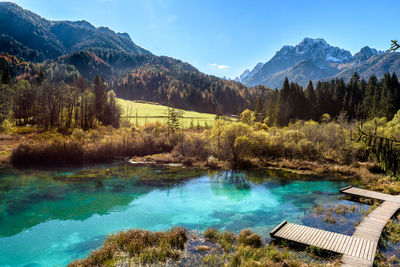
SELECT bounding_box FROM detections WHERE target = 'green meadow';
[117,98,236,128]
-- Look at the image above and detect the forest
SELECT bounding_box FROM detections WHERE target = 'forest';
[261,73,400,126]
[1,60,399,131]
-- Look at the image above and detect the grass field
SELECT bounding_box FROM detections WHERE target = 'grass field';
[117,98,235,128]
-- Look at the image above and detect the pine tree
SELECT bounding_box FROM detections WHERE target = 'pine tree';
[167,106,180,133]
[254,96,265,122]
[278,77,291,125]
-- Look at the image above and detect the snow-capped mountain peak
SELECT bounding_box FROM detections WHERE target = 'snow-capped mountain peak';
[236,37,396,89]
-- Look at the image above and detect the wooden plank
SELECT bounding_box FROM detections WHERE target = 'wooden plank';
[295,226,308,243]
[347,237,357,257]
[299,227,313,244]
[289,224,303,242]
[356,238,364,259]
[278,223,296,238]
[343,237,356,256]
[333,234,344,252]
[340,186,352,192]
[276,223,293,238]
[336,234,349,253]
[336,235,348,254]
[351,237,361,257]
[369,242,377,261]
[305,228,319,245]
[270,220,287,237]
[327,233,339,252]
[322,231,334,250]
[342,236,353,254]
[314,230,328,248]
[362,240,371,260]
[318,231,330,249]
[294,225,308,242]
[309,229,323,246]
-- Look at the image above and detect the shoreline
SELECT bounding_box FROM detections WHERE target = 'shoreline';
[130,153,386,190]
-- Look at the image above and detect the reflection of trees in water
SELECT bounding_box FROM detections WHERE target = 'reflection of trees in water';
[209,171,251,200]
[211,171,250,187]
[0,164,207,237]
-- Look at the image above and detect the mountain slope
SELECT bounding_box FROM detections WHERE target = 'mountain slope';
[0,2,272,116]
[238,38,399,88]
[57,48,199,81]
[259,59,340,89]
[0,2,150,62]
[331,52,400,81]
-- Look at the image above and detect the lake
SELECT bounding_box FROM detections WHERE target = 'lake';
[0,163,367,266]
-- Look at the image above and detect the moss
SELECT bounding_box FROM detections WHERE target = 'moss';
[204,228,221,242]
[203,253,222,266]
[68,245,115,267]
[221,231,236,252]
[238,229,263,248]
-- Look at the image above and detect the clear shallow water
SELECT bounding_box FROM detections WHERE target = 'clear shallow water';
[0,163,366,267]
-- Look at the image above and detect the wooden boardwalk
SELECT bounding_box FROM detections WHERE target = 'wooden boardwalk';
[270,221,376,262]
[340,186,400,203]
[270,186,400,267]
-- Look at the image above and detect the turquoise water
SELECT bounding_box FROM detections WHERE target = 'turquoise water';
[0,163,365,266]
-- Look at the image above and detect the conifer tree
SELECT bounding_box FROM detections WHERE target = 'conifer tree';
[254,96,265,122]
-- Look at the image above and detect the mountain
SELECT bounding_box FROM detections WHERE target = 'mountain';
[0,2,271,115]
[353,46,381,63]
[331,52,400,81]
[56,48,198,81]
[238,38,399,88]
[0,2,150,62]
[235,62,263,84]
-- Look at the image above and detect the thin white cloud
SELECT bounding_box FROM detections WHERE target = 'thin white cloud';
[218,65,230,69]
[146,22,158,29]
[209,63,230,69]
[167,15,177,23]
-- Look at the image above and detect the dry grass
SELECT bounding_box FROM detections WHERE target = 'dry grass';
[68,227,187,266]
[0,134,20,163]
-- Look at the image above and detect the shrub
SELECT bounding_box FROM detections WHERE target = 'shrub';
[238,229,262,248]
[0,119,12,133]
[204,228,220,242]
[173,131,211,160]
[210,122,251,161]
[234,136,252,159]
[68,245,115,267]
[240,109,255,125]
[10,125,176,166]
[221,231,236,252]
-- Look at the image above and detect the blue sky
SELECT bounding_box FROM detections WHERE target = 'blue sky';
[4,0,400,78]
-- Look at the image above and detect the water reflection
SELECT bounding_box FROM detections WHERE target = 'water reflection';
[209,171,251,201]
[0,164,206,237]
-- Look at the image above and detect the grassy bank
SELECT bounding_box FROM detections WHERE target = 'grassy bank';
[69,227,340,267]
[1,118,382,174]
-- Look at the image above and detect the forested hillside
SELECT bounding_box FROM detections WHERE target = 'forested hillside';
[0,2,150,61]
